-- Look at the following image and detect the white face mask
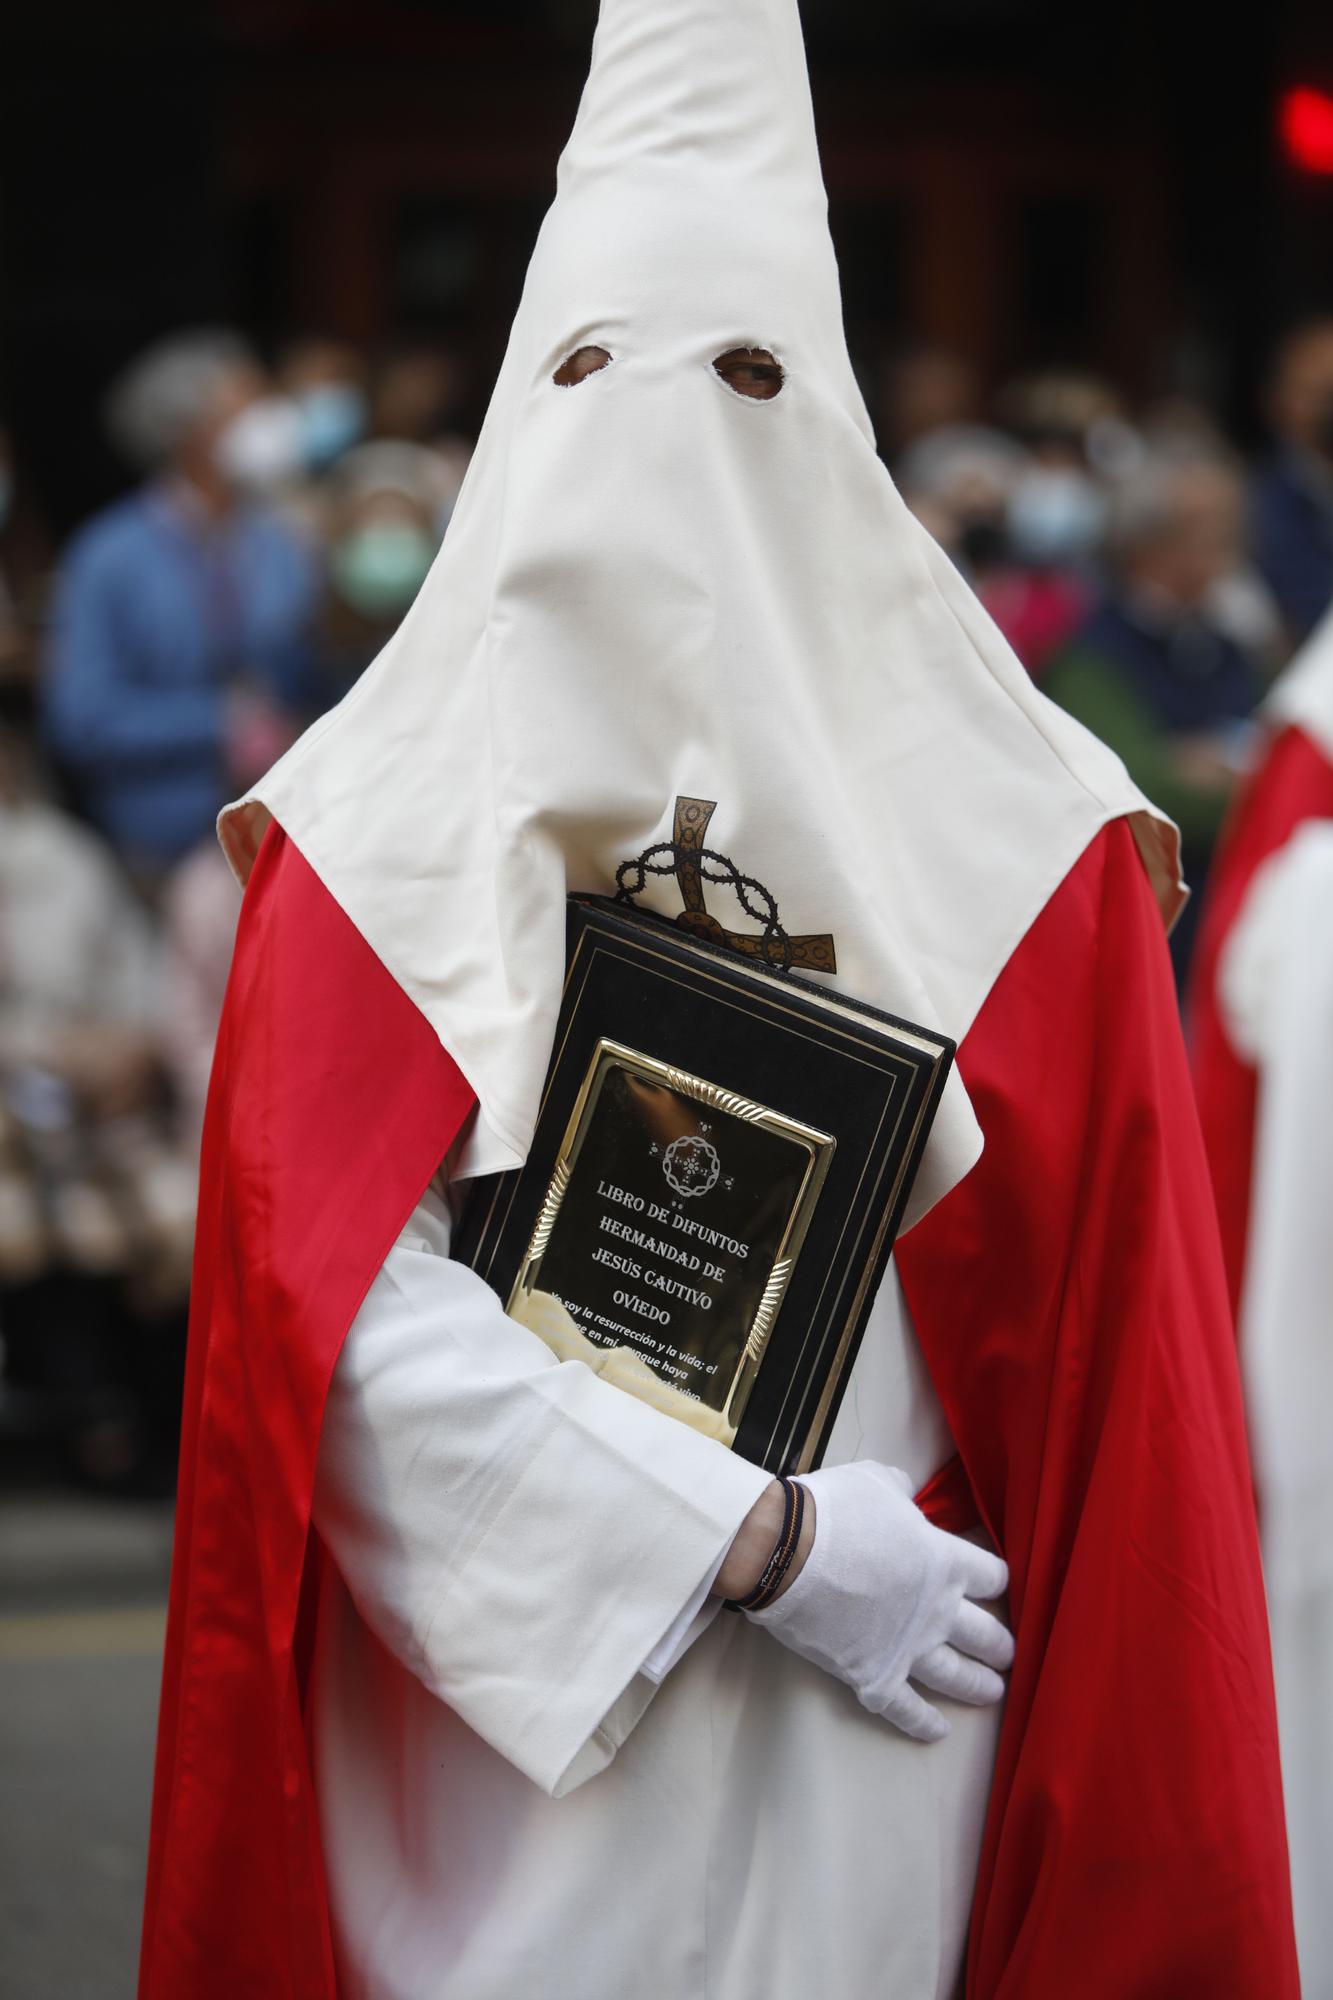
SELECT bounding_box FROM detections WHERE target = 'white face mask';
[214,397,304,494]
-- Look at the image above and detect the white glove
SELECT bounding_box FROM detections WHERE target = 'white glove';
[749,1461,1012,1742]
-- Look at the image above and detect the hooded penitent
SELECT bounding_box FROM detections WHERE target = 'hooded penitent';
[143,3,1296,1996]
[220,0,1178,1221]
[1189,609,1333,1999]
[1190,603,1333,1314]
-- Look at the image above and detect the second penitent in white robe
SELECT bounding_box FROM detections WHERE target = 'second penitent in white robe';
[1219,821,1333,2000]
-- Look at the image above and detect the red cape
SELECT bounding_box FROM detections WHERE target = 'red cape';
[140,828,476,1997]
[1187,722,1333,1321]
[142,818,1295,1997]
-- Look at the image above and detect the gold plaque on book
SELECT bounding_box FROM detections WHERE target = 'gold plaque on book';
[507,1040,835,1446]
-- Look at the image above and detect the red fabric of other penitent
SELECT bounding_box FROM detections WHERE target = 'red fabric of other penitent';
[1186,722,1333,1321]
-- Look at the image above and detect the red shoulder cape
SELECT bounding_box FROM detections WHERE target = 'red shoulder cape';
[1186,722,1333,1319]
[139,827,476,1997]
[897,816,1295,1997]
[141,818,1295,1997]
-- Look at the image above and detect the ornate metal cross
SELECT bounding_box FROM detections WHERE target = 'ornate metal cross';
[656,796,837,974]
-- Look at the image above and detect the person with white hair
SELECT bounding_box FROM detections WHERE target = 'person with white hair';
[42,329,322,875]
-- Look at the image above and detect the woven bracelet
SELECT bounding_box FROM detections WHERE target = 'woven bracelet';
[725,1476,805,1614]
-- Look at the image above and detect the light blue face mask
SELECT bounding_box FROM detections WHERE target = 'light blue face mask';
[331,521,437,620]
[299,383,368,471]
[1006,470,1107,567]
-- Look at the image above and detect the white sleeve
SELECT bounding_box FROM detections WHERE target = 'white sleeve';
[312,1182,770,1797]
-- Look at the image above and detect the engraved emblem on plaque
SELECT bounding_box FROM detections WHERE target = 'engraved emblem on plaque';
[662,1132,721,1199]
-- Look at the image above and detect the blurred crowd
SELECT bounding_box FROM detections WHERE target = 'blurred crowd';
[886,321,1333,969]
[0,328,472,1487]
[2,312,1333,1487]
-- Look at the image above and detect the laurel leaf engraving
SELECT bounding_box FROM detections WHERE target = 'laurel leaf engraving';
[527,1157,573,1262]
[660,1067,766,1123]
[744,1258,792,1364]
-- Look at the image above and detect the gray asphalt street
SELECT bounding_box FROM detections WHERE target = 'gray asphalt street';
[0,1492,172,2000]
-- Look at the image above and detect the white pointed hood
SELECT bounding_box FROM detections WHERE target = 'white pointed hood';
[221,0,1182,1220]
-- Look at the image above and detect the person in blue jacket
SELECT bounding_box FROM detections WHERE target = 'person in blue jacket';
[44,330,323,876]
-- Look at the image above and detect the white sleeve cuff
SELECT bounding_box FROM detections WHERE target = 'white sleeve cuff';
[640,1550,728,1684]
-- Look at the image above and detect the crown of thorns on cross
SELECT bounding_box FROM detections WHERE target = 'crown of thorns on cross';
[613,797,837,976]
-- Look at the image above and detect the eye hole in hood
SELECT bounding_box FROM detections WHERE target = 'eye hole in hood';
[553,345,614,387]
[713,347,785,401]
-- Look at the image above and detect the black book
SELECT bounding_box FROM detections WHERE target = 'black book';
[456,895,953,1475]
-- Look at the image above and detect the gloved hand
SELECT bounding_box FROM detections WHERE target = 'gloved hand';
[749,1461,1012,1742]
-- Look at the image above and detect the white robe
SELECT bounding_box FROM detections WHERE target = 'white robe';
[1220,821,1333,2000]
[311,1181,1002,2000]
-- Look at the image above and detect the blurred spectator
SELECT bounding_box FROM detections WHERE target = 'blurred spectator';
[994,368,1139,479]
[894,373,1133,677]
[1043,446,1264,981]
[0,431,26,690]
[898,422,1103,677]
[0,721,193,1483]
[321,440,460,695]
[367,336,474,540]
[877,343,980,463]
[271,335,373,546]
[1252,316,1333,647]
[0,424,54,705]
[42,330,322,879]
[0,722,192,1274]
[1138,393,1231,450]
[1004,464,1108,572]
[371,336,470,449]
[156,435,466,1140]
[977,466,1106,677]
[895,424,1028,581]
[1201,563,1287,679]
[278,334,370,476]
[1139,400,1286,673]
